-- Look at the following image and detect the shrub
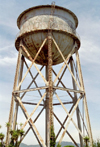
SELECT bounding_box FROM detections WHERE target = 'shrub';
[84,136,89,147]
[93,139,100,147]
[0,122,24,147]
[56,143,61,147]
[64,146,74,147]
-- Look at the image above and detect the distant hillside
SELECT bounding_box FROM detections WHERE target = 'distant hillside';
[20,141,79,147]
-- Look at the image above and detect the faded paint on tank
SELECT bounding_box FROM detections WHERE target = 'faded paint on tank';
[15,5,80,65]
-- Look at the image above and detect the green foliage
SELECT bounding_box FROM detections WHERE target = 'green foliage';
[0,133,5,141]
[9,138,14,147]
[5,122,10,128]
[84,136,90,147]
[0,142,2,147]
[10,130,13,135]
[0,142,4,147]
[9,129,24,146]
[93,139,100,147]
[56,143,61,147]
[9,129,24,147]
[97,139,100,147]
[50,126,56,147]
[0,122,24,147]
[8,145,14,147]
[0,133,5,147]
[12,130,19,141]
[19,130,24,137]
[64,146,74,147]
[84,136,90,142]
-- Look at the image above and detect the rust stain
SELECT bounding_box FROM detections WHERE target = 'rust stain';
[36,43,39,46]
[24,15,27,21]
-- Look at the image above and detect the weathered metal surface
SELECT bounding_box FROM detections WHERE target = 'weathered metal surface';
[17,40,48,89]
[45,66,50,147]
[53,86,84,93]
[53,112,79,147]
[70,58,83,147]
[53,38,81,90]
[15,5,80,65]
[57,94,83,145]
[13,86,48,94]
[16,96,46,147]
[76,50,93,146]
[6,48,22,145]
[17,5,78,29]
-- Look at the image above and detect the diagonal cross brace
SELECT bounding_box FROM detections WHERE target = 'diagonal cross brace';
[17,38,48,90]
[21,65,44,99]
[21,92,46,130]
[20,107,45,143]
[52,68,74,100]
[15,96,47,147]
[53,112,79,147]
[58,95,83,144]
[52,37,82,90]
[55,93,83,144]
[56,104,75,139]
[53,40,76,85]
[24,59,43,98]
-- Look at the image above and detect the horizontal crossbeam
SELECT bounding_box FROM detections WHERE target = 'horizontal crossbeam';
[53,86,84,94]
[53,102,73,106]
[22,101,73,106]
[22,101,44,106]
[13,86,48,94]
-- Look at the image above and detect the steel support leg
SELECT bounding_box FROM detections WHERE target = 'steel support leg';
[70,57,83,147]
[6,47,22,145]
[76,50,93,147]
[45,65,50,147]
[48,34,53,128]
[13,55,24,130]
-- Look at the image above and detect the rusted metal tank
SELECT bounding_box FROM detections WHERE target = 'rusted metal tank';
[15,5,80,65]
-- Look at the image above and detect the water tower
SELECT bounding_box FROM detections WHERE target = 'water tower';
[6,3,93,147]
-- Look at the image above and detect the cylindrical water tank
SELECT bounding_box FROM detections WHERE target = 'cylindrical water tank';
[15,5,80,65]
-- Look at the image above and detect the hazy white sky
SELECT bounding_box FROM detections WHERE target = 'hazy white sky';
[0,0,100,145]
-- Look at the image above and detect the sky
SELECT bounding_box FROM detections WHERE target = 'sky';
[0,0,100,145]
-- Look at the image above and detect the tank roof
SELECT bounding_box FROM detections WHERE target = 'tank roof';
[17,5,78,29]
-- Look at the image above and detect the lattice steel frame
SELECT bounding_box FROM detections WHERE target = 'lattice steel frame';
[6,36,93,147]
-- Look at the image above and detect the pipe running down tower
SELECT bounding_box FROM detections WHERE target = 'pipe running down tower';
[6,3,93,147]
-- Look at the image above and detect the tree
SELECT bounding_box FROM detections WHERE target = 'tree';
[0,122,25,147]
[0,133,5,147]
[8,129,24,147]
[84,136,90,147]
[5,122,10,128]
[19,130,24,138]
